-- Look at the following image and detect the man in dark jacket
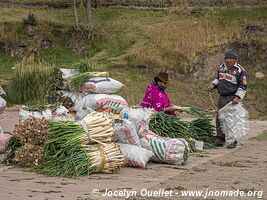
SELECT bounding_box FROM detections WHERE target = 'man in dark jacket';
[208,50,248,149]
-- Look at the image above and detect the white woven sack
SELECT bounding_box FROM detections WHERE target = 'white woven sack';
[218,103,249,145]
[74,94,128,114]
[80,77,123,94]
[113,119,141,146]
[117,143,153,168]
[60,68,79,80]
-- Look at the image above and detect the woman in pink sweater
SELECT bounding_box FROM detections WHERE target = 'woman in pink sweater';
[141,72,180,115]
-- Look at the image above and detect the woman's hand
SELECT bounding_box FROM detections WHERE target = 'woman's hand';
[164,105,182,112]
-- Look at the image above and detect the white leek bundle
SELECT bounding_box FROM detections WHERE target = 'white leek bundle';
[80,112,115,143]
[85,143,124,173]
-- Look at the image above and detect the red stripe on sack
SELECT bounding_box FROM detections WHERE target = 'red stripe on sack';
[96,97,128,106]
[125,159,145,168]
[80,84,97,91]
[124,128,138,145]
[0,106,5,114]
[165,140,180,162]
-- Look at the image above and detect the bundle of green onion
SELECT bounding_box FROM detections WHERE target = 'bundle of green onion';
[149,112,190,138]
[2,134,22,164]
[188,118,215,149]
[69,72,109,91]
[149,110,215,151]
[34,120,124,177]
[15,143,43,167]
[14,117,49,145]
[69,72,92,91]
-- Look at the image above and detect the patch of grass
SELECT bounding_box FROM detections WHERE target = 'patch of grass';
[38,45,85,68]
[211,160,247,168]
[245,74,267,119]
[251,131,267,141]
[0,52,20,76]
[0,5,266,118]
[107,66,150,106]
[9,0,267,6]
[1,6,266,68]
[216,7,267,23]
[5,61,52,105]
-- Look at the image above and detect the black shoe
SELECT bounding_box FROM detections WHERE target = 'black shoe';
[227,141,237,149]
[215,143,224,147]
[214,137,224,147]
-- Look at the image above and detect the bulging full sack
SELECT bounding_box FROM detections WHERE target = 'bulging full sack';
[113,119,140,146]
[79,77,124,94]
[62,91,86,104]
[19,106,53,121]
[138,124,189,165]
[117,143,153,168]
[60,68,79,80]
[120,107,153,129]
[218,103,249,145]
[0,96,6,114]
[19,105,74,121]
[74,94,128,114]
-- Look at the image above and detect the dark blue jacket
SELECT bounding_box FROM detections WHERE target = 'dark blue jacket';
[211,63,248,99]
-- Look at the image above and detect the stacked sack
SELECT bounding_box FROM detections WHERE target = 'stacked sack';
[112,107,190,168]
[19,105,75,121]
[0,86,6,115]
[111,107,153,168]
[60,69,128,119]
[0,86,12,153]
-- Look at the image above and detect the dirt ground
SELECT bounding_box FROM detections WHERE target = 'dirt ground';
[0,111,266,200]
[142,137,267,200]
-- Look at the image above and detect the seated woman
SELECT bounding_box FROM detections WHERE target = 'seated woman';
[141,71,180,115]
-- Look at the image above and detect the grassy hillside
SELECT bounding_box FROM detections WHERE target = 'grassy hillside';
[0,3,266,118]
[1,0,267,6]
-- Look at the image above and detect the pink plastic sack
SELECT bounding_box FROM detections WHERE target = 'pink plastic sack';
[0,132,12,153]
[0,96,6,114]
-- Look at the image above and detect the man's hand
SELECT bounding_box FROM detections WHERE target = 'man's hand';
[208,84,215,91]
[232,97,240,105]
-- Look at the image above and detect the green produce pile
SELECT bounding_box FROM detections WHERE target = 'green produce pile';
[2,135,22,164]
[69,72,92,91]
[33,121,124,177]
[33,121,94,177]
[149,109,215,150]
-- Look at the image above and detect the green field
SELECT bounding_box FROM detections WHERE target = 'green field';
[0,2,266,118]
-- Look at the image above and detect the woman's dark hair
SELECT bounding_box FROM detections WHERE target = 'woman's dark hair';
[154,77,161,83]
